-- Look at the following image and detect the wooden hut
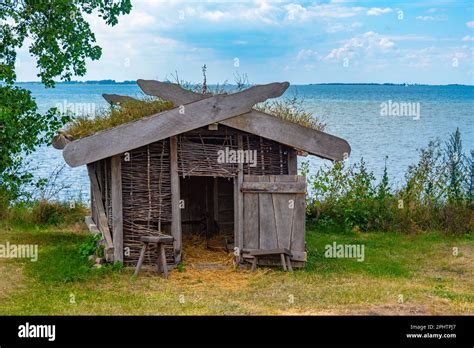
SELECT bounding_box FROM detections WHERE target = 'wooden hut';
[57,80,350,269]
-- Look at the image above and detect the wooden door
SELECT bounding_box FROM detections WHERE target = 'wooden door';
[241,175,307,264]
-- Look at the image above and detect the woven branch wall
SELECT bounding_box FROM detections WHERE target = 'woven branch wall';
[121,139,173,266]
[177,133,238,177]
[242,134,289,176]
[177,127,290,178]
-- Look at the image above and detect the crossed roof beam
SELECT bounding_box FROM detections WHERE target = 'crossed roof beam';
[62,80,350,167]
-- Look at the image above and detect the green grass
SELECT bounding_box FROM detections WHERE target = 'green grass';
[0,221,472,315]
[65,98,174,139]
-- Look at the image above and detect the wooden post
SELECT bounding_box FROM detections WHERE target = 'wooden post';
[288,149,298,175]
[235,135,244,263]
[205,179,214,234]
[87,163,114,262]
[90,180,96,227]
[111,155,123,263]
[213,178,219,223]
[170,136,182,263]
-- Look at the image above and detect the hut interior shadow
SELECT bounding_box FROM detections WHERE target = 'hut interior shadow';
[180,176,235,256]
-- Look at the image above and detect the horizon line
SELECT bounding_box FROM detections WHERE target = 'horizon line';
[14,81,474,87]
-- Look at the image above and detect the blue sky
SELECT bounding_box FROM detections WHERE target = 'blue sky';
[16,0,474,84]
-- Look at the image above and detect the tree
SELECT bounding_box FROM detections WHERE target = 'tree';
[444,127,468,203]
[0,0,131,205]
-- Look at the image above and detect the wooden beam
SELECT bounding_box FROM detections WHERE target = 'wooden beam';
[234,134,244,263]
[233,177,239,262]
[64,82,289,167]
[222,110,350,161]
[288,149,298,175]
[52,132,72,150]
[84,216,100,234]
[170,136,182,263]
[135,82,350,161]
[98,91,350,162]
[137,80,209,106]
[87,163,114,261]
[242,248,307,262]
[102,93,137,105]
[213,178,219,223]
[241,181,306,193]
[111,155,123,263]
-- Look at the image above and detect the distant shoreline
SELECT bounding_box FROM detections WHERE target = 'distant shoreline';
[15,81,474,87]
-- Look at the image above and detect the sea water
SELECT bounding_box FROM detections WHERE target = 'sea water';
[19,83,474,201]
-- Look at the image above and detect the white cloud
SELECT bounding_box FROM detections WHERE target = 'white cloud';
[379,37,395,49]
[366,8,392,16]
[128,11,156,27]
[416,16,434,21]
[467,21,474,28]
[416,15,447,21]
[387,34,435,42]
[285,3,365,20]
[426,8,445,14]
[233,40,248,46]
[296,49,319,61]
[201,10,226,21]
[462,35,474,42]
[325,37,363,60]
[285,3,308,20]
[153,37,179,46]
[327,22,363,33]
[324,31,395,60]
[183,0,281,25]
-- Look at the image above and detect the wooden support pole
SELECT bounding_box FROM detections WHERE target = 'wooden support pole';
[288,149,298,175]
[235,135,244,263]
[170,136,182,263]
[111,155,123,263]
[213,178,219,222]
[87,163,114,262]
[134,243,147,276]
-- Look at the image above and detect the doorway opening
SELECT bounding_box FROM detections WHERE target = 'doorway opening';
[179,176,235,267]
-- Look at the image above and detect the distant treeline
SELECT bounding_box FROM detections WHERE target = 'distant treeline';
[17,80,137,85]
[15,81,473,87]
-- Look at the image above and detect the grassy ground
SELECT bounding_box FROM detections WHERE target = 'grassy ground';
[0,221,472,315]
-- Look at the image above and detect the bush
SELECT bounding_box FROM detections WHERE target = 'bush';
[79,233,105,259]
[6,200,87,226]
[305,129,473,234]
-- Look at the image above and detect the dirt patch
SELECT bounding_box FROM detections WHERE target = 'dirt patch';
[364,304,428,315]
[0,261,24,301]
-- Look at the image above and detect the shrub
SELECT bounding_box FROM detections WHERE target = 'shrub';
[79,233,105,259]
[6,200,87,226]
[305,129,473,234]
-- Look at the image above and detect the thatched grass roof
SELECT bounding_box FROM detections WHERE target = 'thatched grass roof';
[64,94,325,141]
[65,98,173,139]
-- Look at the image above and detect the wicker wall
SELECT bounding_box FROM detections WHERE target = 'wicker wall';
[177,126,289,178]
[121,139,173,266]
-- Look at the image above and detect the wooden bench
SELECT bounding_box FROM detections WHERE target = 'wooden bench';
[134,235,174,278]
[249,248,293,272]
